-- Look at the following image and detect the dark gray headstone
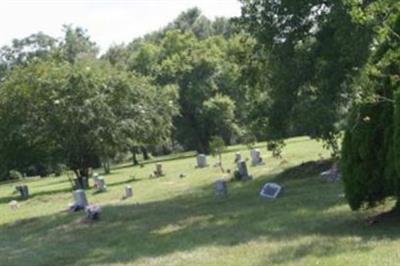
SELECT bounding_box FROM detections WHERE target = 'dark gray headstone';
[215,180,228,197]
[260,183,282,199]
[16,185,29,199]
[155,163,164,177]
[237,160,252,180]
[320,166,341,182]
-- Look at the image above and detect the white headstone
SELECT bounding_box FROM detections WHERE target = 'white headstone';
[73,189,88,207]
[251,149,262,165]
[125,185,133,198]
[260,183,282,199]
[197,154,208,168]
[95,176,106,191]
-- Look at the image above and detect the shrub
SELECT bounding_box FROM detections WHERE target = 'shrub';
[53,163,67,177]
[267,140,285,158]
[341,102,394,210]
[9,170,23,180]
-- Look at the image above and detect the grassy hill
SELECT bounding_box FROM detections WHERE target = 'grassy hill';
[0,137,398,266]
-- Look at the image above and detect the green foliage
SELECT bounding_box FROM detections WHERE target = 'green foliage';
[239,0,373,148]
[209,136,226,157]
[341,103,393,210]
[267,140,286,158]
[341,2,400,210]
[9,170,22,180]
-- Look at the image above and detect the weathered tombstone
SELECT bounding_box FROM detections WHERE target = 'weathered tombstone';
[215,180,228,197]
[73,189,88,208]
[125,185,133,198]
[260,183,282,199]
[320,165,341,182]
[251,149,263,166]
[85,205,101,220]
[9,200,19,210]
[95,176,107,192]
[16,185,29,199]
[196,154,208,168]
[234,152,242,163]
[237,160,252,180]
[154,163,164,177]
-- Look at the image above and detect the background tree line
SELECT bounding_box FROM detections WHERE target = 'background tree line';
[1,1,400,213]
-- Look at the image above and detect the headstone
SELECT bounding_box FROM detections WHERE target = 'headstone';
[9,200,19,210]
[320,165,341,182]
[260,183,282,199]
[95,176,107,192]
[196,154,208,168]
[85,205,101,220]
[125,185,133,198]
[154,163,164,177]
[237,160,252,180]
[16,185,29,199]
[234,152,242,163]
[215,180,228,197]
[251,149,263,166]
[73,189,88,208]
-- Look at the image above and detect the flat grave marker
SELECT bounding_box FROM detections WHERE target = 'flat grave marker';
[260,183,282,199]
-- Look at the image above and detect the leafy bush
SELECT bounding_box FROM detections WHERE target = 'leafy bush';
[9,170,23,180]
[341,102,394,210]
[267,140,285,158]
[53,163,67,177]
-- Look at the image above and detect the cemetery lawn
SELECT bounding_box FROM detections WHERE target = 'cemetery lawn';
[1,136,400,266]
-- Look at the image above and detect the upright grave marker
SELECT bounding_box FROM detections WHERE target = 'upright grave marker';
[251,149,264,166]
[236,160,252,181]
[196,154,208,168]
[154,163,164,177]
[73,189,88,208]
[15,185,29,199]
[125,185,133,198]
[215,180,228,197]
[94,176,107,192]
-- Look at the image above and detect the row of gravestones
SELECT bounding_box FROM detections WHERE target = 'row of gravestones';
[197,149,265,168]
[11,150,262,201]
[11,150,339,219]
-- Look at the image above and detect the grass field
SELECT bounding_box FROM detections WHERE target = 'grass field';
[0,136,399,266]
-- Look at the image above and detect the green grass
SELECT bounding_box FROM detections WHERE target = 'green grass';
[0,136,399,266]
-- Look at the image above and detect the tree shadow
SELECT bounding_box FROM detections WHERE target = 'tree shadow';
[1,161,398,266]
[0,186,74,204]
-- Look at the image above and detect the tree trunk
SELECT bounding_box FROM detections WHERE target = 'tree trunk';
[218,153,224,173]
[103,158,111,174]
[131,147,139,165]
[141,146,150,160]
[73,168,90,190]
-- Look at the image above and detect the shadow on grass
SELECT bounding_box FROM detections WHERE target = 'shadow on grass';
[0,186,75,205]
[0,161,398,266]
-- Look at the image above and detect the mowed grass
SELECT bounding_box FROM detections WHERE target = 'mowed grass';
[0,136,399,266]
